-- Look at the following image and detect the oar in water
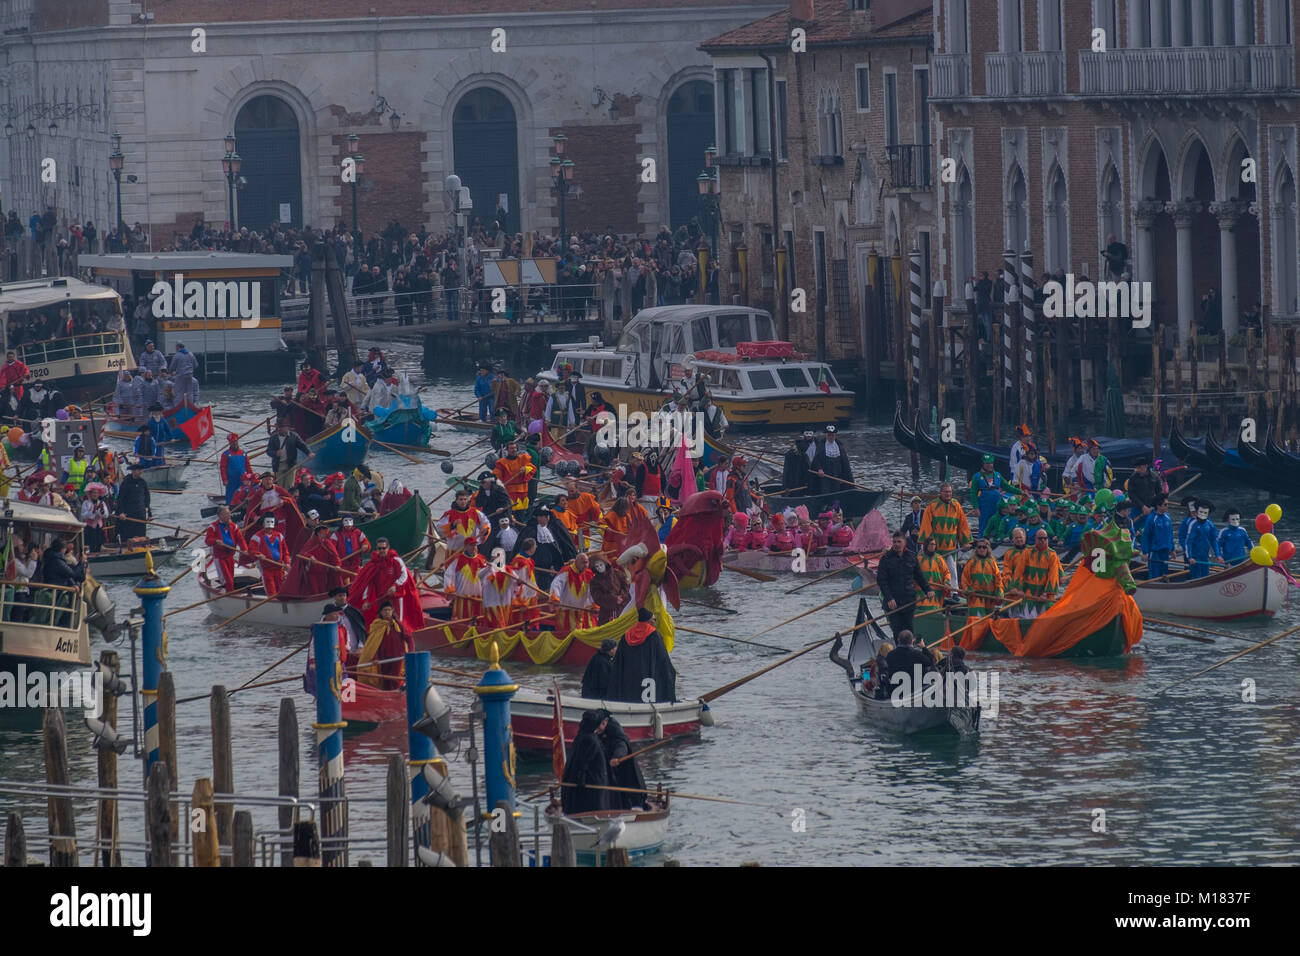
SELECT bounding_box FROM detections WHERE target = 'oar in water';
[785,552,880,595]
[677,596,737,614]
[926,597,1025,651]
[369,433,425,464]
[1142,616,1239,640]
[161,583,257,619]
[720,562,775,583]
[744,583,884,642]
[675,624,787,654]
[1154,621,1300,695]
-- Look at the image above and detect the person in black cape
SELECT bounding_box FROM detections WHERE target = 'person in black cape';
[510,505,576,589]
[560,710,609,814]
[581,638,617,698]
[782,432,813,492]
[809,424,853,496]
[596,710,647,810]
[607,607,676,703]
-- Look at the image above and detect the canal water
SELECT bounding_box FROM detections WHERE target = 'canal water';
[1,341,1297,866]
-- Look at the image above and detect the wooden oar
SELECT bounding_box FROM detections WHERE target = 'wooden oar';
[237,639,311,689]
[744,583,885,642]
[720,562,775,583]
[677,596,737,614]
[1142,616,1239,639]
[700,604,899,703]
[1165,472,1201,501]
[1154,621,1300,695]
[368,432,424,464]
[929,597,1025,650]
[808,470,879,495]
[675,624,787,653]
[161,583,257,619]
[1143,627,1215,644]
[554,781,784,811]
[612,736,679,766]
[785,553,879,594]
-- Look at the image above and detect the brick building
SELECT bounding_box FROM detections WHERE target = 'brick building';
[702,0,935,380]
[0,0,779,244]
[931,0,1299,348]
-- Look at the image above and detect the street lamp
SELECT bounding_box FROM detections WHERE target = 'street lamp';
[221,134,241,231]
[552,134,575,240]
[347,133,363,243]
[109,131,124,239]
[697,167,720,255]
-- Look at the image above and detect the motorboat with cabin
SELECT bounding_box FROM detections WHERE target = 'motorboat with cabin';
[548,306,853,428]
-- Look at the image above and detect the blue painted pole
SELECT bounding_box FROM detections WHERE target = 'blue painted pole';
[134,567,170,784]
[405,651,432,865]
[312,621,347,867]
[474,641,518,815]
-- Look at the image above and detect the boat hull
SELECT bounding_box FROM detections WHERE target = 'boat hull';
[140,461,191,487]
[724,548,876,575]
[304,422,371,473]
[567,383,852,428]
[551,807,670,865]
[759,485,886,519]
[852,683,968,733]
[410,620,600,667]
[196,573,329,627]
[88,542,181,577]
[1133,560,1286,620]
[437,410,493,434]
[510,688,705,751]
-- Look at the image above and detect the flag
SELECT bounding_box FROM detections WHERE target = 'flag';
[177,405,214,448]
[551,679,566,781]
[817,367,831,394]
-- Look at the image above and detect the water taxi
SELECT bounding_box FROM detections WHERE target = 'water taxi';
[549,305,853,428]
[79,252,296,384]
[0,499,118,668]
[0,277,134,402]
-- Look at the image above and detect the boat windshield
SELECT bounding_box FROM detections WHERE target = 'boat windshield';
[716,313,750,348]
[754,313,775,340]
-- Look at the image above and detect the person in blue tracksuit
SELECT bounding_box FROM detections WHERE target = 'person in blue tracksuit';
[968,455,1006,536]
[1177,495,1199,556]
[1142,494,1174,579]
[473,363,495,422]
[1217,507,1252,566]
[1184,502,1224,579]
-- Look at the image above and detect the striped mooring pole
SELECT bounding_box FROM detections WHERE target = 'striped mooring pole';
[1002,248,1017,390]
[1020,248,1036,388]
[908,244,923,408]
[134,567,170,787]
[311,620,347,867]
[405,650,433,865]
[475,641,518,818]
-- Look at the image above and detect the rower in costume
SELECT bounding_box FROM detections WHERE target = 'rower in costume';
[560,711,609,814]
[1184,501,1224,579]
[443,537,488,621]
[347,536,424,629]
[248,515,288,596]
[1016,529,1062,618]
[204,506,249,591]
[597,710,647,810]
[916,536,952,611]
[219,433,250,505]
[478,560,517,630]
[1140,494,1174,579]
[960,539,1004,611]
[356,601,412,689]
[549,552,596,631]
[507,546,542,627]
[968,454,1007,536]
[607,607,676,704]
[492,440,537,515]
[331,515,370,573]
[284,525,344,597]
[919,481,972,584]
[438,488,490,554]
[809,424,853,497]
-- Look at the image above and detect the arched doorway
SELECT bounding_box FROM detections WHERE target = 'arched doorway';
[666,80,714,231]
[952,168,974,289]
[1045,166,1069,273]
[234,94,303,230]
[1276,167,1298,317]
[452,87,519,235]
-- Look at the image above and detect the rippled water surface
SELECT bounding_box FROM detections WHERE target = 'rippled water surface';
[2,344,1297,866]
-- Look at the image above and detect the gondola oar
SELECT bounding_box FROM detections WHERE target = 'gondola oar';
[720,562,775,583]
[743,582,885,641]
[161,583,257,619]
[1154,621,1300,695]
[675,624,787,653]
[785,552,880,594]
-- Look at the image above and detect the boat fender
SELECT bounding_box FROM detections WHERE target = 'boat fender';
[416,846,457,867]
[440,460,454,474]
[651,708,664,740]
[699,703,714,727]
[85,716,129,754]
[483,452,498,467]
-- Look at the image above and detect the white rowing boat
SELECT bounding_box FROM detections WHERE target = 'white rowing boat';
[1133,559,1287,620]
[842,598,980,735]
[195,568,329,627]
[542,799,671,865]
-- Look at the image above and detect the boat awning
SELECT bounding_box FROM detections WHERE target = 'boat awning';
[0,497,85,532]
[79,252,293,273]
[0,278,119,311]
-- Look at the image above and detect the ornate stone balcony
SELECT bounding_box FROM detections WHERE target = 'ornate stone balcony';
[1079,45,1294,96]
[932,53,971,99]
[986,51,1066,97]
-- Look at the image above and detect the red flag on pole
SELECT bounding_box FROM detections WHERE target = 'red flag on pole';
[551,679,566,781]
[177,405,214,448]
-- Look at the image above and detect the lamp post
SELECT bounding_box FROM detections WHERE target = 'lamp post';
[109,130,124,242]
[347,133,365,245]
[551,134,575,241]
[221,132,241,231]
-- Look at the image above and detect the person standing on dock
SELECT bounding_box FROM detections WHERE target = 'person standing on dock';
[877,530,930,638]
[919,482,972,584]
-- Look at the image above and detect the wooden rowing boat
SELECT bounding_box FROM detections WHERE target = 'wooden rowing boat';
[302,421,371,473]
[139,458,192,487]
[437,409,493,434]
[723,547,878,576]
[303,659,407,725]
[196,570,331,627]
[87,535,184,576]
[756,481,886,520]
[541,797,671,865]
[913,604,1130,657]
[510,687,707,751]
[1132,559,1286,620]
[843,599,979,734]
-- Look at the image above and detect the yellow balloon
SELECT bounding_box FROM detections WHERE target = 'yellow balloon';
[1266,503,1283,523]
[1250,545,1274,567]
[1261,533,1279,557]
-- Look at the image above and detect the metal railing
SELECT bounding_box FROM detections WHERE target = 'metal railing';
[932,53,972,98]
[885,144,933,190]
[16,331,130,366]
[0,579,83,630]
[1079,45,1295,96]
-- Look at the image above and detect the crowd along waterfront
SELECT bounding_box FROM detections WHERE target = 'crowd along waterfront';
[1,344,1297,867]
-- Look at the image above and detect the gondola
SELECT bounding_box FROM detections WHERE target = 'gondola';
[1203,430,1228,467]
[87,534,185,577]
[1172,419,1300,496]
[1237,427,1269,468]
[1264,431,1300,473]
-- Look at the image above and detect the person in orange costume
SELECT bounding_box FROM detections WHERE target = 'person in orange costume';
[492,440,536,514]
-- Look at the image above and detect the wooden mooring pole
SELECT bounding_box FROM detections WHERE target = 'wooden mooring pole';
[97,648,122,867]
[278,698,299,868]
[210,685,234,865]
[43,707,77,866]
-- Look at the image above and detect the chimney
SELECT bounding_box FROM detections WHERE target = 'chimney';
[791,0,814,22]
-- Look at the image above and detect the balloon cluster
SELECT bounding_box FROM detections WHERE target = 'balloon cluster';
[1250,503,1294,566]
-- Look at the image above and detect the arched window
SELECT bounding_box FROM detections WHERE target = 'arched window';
[667,80,714,231]
[952,167,975,286]
[452,87,519,234]
[817,87,842,157]
[855,154,878,225]
[1006,165,1028,257]
[234,94,302,229]
[1275,167,1298,316]
[1101,165,1123,246]
[1046,166,1069,272]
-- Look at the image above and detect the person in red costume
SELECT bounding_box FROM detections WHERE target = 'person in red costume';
[283,524,343,597]
[357,601,412,688]
[348,536,423,629]
[331,515,370,572]
[443,537,488,622]
[296,361,326,399]
[1,350,29,397]
[204,505,249,591]
[247,515,289,596]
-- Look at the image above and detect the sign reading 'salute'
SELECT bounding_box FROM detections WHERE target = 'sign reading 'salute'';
[150,273,261,327]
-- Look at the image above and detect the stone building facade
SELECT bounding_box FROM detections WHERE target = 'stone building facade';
[0,0,779,244]
[931,0,1299,346]
[702,0,935,373]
